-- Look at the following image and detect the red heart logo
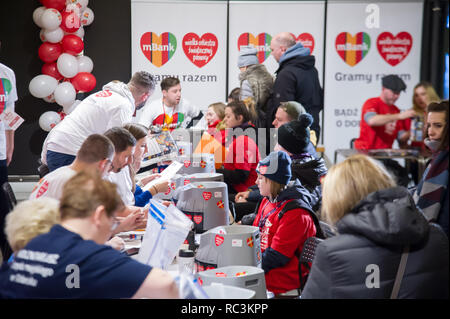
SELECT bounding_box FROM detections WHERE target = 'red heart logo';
[184,160,191,168]
[237,33,272,63]
[182,33,218,68]
[376,31,412,66]
[335,32,371,66]
[193,215,203,224]
[294,33,315,54]
[215,272,227,277]
[140,32,177,67]
[215,235,224,246]
[202,192,212,201]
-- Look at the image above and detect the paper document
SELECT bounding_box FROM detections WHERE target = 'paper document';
[142,161,183,192]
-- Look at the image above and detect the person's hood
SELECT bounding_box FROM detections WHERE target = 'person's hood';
[277,178,314,213]
[279,42,310,64]
[290,156,327,189]
[102,81,135,106]
[336,187,430,246]
[238,64,271,81]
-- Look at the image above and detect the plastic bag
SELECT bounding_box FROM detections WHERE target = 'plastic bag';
[174,273,209,299]
[137,199,193,269]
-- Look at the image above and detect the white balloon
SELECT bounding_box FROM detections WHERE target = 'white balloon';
[43,27,64,43]
[39,29,47,42]
[29,74,58,98]
[80,7,94,26]
[54,82,76,108]
[43,93,56,103]
[77,55,93,73]
[63,99,81,115]
[67,0,89,12]
[66,26,84,39]
[57,53,79,78]
[40,8,62,31]
[33,6,46,28]
[39,111,61,132]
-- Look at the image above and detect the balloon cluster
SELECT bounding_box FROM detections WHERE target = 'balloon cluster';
[29,0,96,131]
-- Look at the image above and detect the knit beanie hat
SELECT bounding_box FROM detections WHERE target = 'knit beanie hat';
[238,45,259,68]
[256,151,292,185]
[277,113,313,154]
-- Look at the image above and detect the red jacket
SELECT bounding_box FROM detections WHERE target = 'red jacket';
[253,188,317,294]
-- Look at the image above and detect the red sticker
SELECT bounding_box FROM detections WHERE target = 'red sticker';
[377,31,412,66]
[216,200,224,209]
[184,160,191,168]
[215,272,227,277]
[202,192,212,201]
[193,215,203,225]
[200,160,207,168]
[184,179,190,185]
[235,272,247,277]
[247,237,254,248]
[215,235,224,246]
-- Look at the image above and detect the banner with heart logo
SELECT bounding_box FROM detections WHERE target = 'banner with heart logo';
[335,32,371,66]
[376,31,412,67]
[140,32,177,67]
[182,32,218,68]
[290,32,315,54]
[237,32,272,63]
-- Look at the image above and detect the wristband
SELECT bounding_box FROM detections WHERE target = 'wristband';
[152,185,158,194]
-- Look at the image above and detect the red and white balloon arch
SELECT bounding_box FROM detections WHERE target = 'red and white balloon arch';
[29,0,96,131]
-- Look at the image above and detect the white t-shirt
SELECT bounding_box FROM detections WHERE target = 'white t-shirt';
[45,81,135,156]
[137,98,200,131]
[0,63,18,160]
[29,166,76,200]
[106,166,135,206]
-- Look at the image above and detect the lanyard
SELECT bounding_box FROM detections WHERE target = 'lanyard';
[258,199,287,230]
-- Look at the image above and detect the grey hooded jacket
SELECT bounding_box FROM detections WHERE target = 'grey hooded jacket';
[301,187,449,299]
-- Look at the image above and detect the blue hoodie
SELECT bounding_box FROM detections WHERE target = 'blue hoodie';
[279,42,310,64]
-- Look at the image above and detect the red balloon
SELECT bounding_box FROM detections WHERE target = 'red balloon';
[42,62,63,81]
[71,72,96,93]
[42,0,66,11]
[60,10,81,33]
[38,42,63,63]
[61,35,84,55]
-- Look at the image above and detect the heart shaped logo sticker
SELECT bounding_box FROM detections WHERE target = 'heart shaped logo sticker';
[215,235,224,246]
[140,32,177,67]
[183,32,218,68]
[377,31,412,66]
[335,32,371,66]
[202,191,212,201]
[238,32,272,63]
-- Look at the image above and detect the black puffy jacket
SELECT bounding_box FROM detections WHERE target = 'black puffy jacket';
[301,187,449,299]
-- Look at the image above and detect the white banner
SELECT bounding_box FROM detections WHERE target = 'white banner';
[228,1,325,91]
[131,0,228,119]
[323,0,424,163]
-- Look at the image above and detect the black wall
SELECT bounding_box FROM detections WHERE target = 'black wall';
[0,0,131,175]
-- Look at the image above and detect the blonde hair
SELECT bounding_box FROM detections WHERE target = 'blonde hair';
[321,154,396,225]
[208,102,226,121]
[412,82,440,117]
[260,175,285,200]
[242,96,258,125]
[5,197,60,252]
